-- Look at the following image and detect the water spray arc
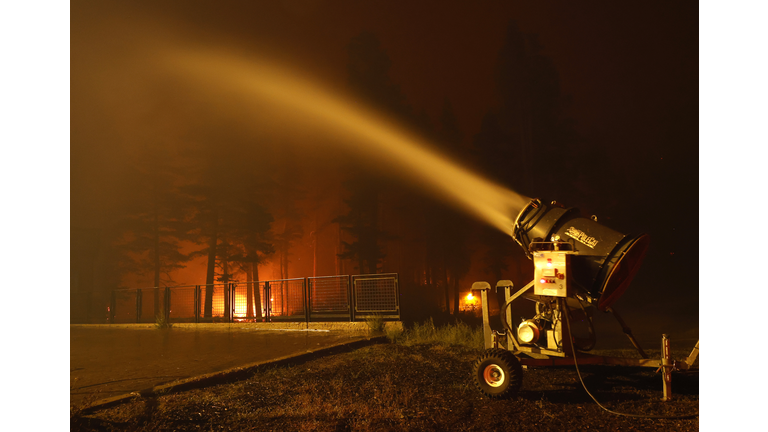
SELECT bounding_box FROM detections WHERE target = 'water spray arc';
[165,49,529,236]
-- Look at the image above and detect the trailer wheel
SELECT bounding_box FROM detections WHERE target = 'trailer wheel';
[472,348,523,399]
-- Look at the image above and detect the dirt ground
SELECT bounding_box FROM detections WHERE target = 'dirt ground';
[71,342,699,431]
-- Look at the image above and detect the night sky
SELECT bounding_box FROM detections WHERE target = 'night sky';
[3,0,766,428]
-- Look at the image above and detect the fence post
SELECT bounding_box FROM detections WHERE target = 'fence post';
[395,274,401,320]
[349,275,354,322]
[230,283,235,323]
[136,289,144,323]
[222,284,228,322]
[304,278,310,323]
[110,290,116,324]
[255,282,261,322]
[265,281,271,322]
[165,287,171,323]
[194,285,200,323]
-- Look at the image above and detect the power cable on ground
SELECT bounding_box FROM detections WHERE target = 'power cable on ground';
[561,299,698,419]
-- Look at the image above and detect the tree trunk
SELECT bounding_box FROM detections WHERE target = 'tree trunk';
[153,200,162,318]
[282,247,288,280]
[246,262,254,320]
[312,233,317,278]
[452,273,460,315]
[204,209,218,318]
[221,237,229,320]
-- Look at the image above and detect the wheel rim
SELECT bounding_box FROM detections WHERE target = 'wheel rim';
[483,364,505,387]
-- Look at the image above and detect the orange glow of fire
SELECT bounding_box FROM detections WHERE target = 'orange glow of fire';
[232,292,266,319]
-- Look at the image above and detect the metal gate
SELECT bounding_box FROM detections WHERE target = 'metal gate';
[197,284,230,322]
[167,285,197,323]
[308,275,352,321]
[230,282,267,321]
[352,273,400,319]
[264,278,307,322]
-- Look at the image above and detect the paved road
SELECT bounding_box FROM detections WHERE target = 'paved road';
[70,326,372,407]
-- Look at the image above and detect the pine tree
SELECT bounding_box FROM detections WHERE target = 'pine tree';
[334,32,410,274]
[112,147,194,316]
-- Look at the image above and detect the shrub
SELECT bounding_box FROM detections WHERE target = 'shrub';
[398,318,483,349]
[155,313,173,329]
[365,314,384,332]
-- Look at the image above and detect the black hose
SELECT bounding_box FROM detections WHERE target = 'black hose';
[562,298,698,420]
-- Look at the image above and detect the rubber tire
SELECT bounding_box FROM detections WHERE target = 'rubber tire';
[472,348,523,399]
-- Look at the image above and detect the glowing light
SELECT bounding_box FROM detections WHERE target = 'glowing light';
[518,326,534,343]
[232,292,266,319]
[517,321,540,344]
[466,292,475,302]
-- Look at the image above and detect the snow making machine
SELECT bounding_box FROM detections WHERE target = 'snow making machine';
[470,199,699,401]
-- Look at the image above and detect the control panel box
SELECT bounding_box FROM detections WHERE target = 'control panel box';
[533,251,571,297]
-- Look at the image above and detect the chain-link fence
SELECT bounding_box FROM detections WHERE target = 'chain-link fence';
[265,278,307,321]
[106,274,399,324]
[198,284,230,322]
[352,273,400,319]
[308,275,351,321]
[111,289,140,323]
[139,287,167,323]
[168,285,197,323]
[231,282,267,322]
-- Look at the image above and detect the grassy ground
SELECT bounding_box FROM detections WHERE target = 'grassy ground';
[71,321,698,431]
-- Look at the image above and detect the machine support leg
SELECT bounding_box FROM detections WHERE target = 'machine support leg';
[500,286,514,351]
[607,306,648,359]
[661,334,673,401]
[686,341,700,367]
[480,289,493,349]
